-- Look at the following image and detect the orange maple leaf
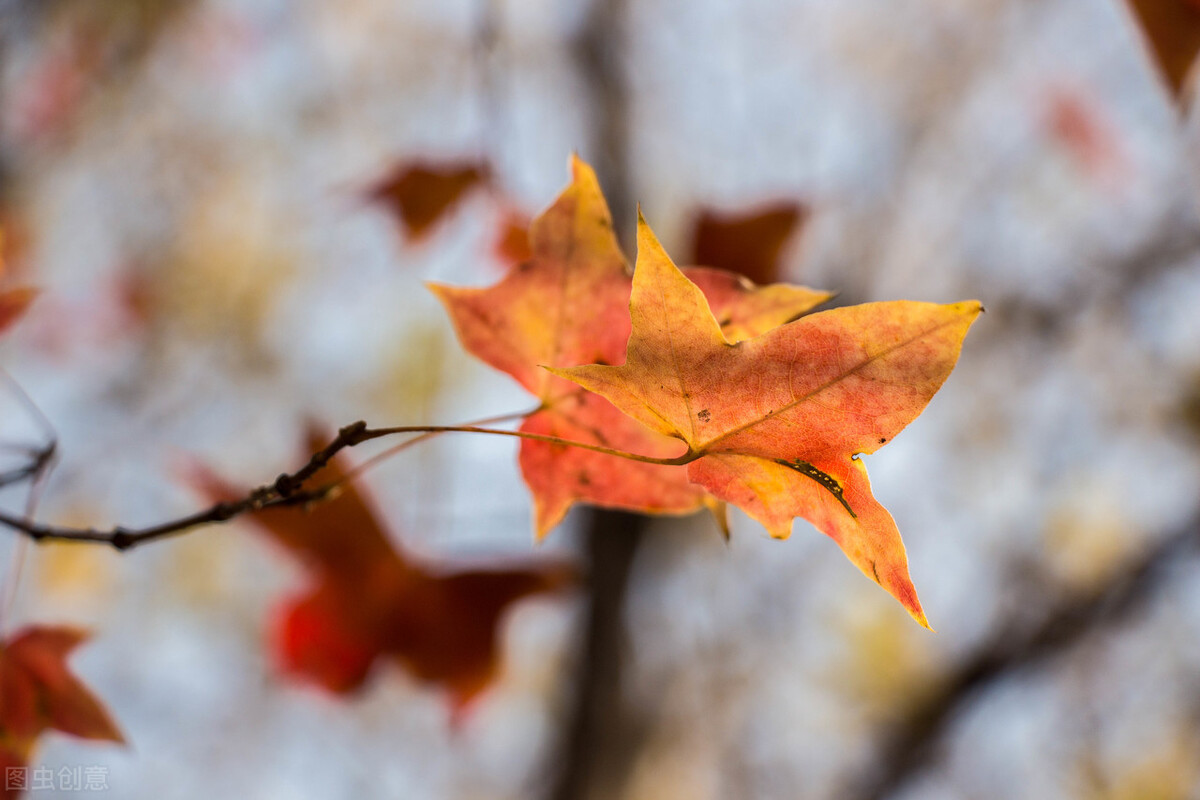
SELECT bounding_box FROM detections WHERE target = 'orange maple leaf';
[1124,0,1200,96]
[688,202,806,286]
[0,626,124,796]
[551,218,981,627]
[369,160,488,242]
[431,157,830,537]
[194,428,574,711]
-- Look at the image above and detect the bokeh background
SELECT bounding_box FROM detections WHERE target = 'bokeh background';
[2,0,1200,798]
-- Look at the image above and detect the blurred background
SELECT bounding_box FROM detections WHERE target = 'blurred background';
[2,0,1200,798]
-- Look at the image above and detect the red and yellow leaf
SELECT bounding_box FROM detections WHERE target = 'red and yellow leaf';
[551,218,981,626]
[431,158,830,537]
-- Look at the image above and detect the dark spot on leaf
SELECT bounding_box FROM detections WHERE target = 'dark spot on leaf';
[878,437,886,444]
[697,409,711,423]
[775,459,856,519]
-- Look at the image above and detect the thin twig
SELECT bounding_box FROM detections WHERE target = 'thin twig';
[0,419,693,550]
[0,367,60,632]
[338,407,538,485]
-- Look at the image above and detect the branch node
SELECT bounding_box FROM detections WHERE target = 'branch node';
[273,473,298,498]
[339,420,368,440]
[111,527,134,550]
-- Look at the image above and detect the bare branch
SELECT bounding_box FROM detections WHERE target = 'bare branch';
[0,419,379,551]
[0,416,691,550]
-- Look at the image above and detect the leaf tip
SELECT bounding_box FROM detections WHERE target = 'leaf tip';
[953,299,985,318]
[569,155,600,194]
[703,498,731,542]
[425,280,475,309]
[888,575,932,630]
[766,522,792,540]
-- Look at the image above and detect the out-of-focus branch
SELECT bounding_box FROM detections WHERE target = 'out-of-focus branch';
[550,2,644,800]
[848,512,1200,800]
[0,442,56,491]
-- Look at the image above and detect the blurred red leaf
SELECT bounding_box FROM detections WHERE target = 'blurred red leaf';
[7,32,97,144]
[1124,0,1200,96]
[1043,86,1128,187]
[0,626,124,797]
[688,202,807,285]
[193,428,575,711]
[369,161,489,242]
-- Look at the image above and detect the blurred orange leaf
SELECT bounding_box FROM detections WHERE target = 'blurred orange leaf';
[688,202,806,285]
[1124,0,1200,96]
[0,288,38,338]
[370,161,488,241]
[492,209,532,267]
[0,626,123,795]
[551,217,981,627]
[431,158,829,537]
[194,428,574,711]
[0,227,36,337]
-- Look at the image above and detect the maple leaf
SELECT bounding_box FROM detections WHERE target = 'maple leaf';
[193,428,574,711]
[369,160,488,242]
[430,157,831,537]
[0,626,123,795]
[688,202,806,286]
[550,218,981,626]
[1123,0,1200,96]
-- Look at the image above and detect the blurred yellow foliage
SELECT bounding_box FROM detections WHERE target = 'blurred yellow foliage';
[831,595,935,718]
[148,167,295,367]
[1043,486,1134,592]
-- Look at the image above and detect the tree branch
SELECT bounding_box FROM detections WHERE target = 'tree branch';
[0,419,377,551]
[0,418,695,550]
[549,2,644,799]
[0,441,56,491]
[847,512,1200,800]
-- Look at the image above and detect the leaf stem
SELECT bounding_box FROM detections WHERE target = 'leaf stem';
[336,408,537,486]
[360,424,696,466]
